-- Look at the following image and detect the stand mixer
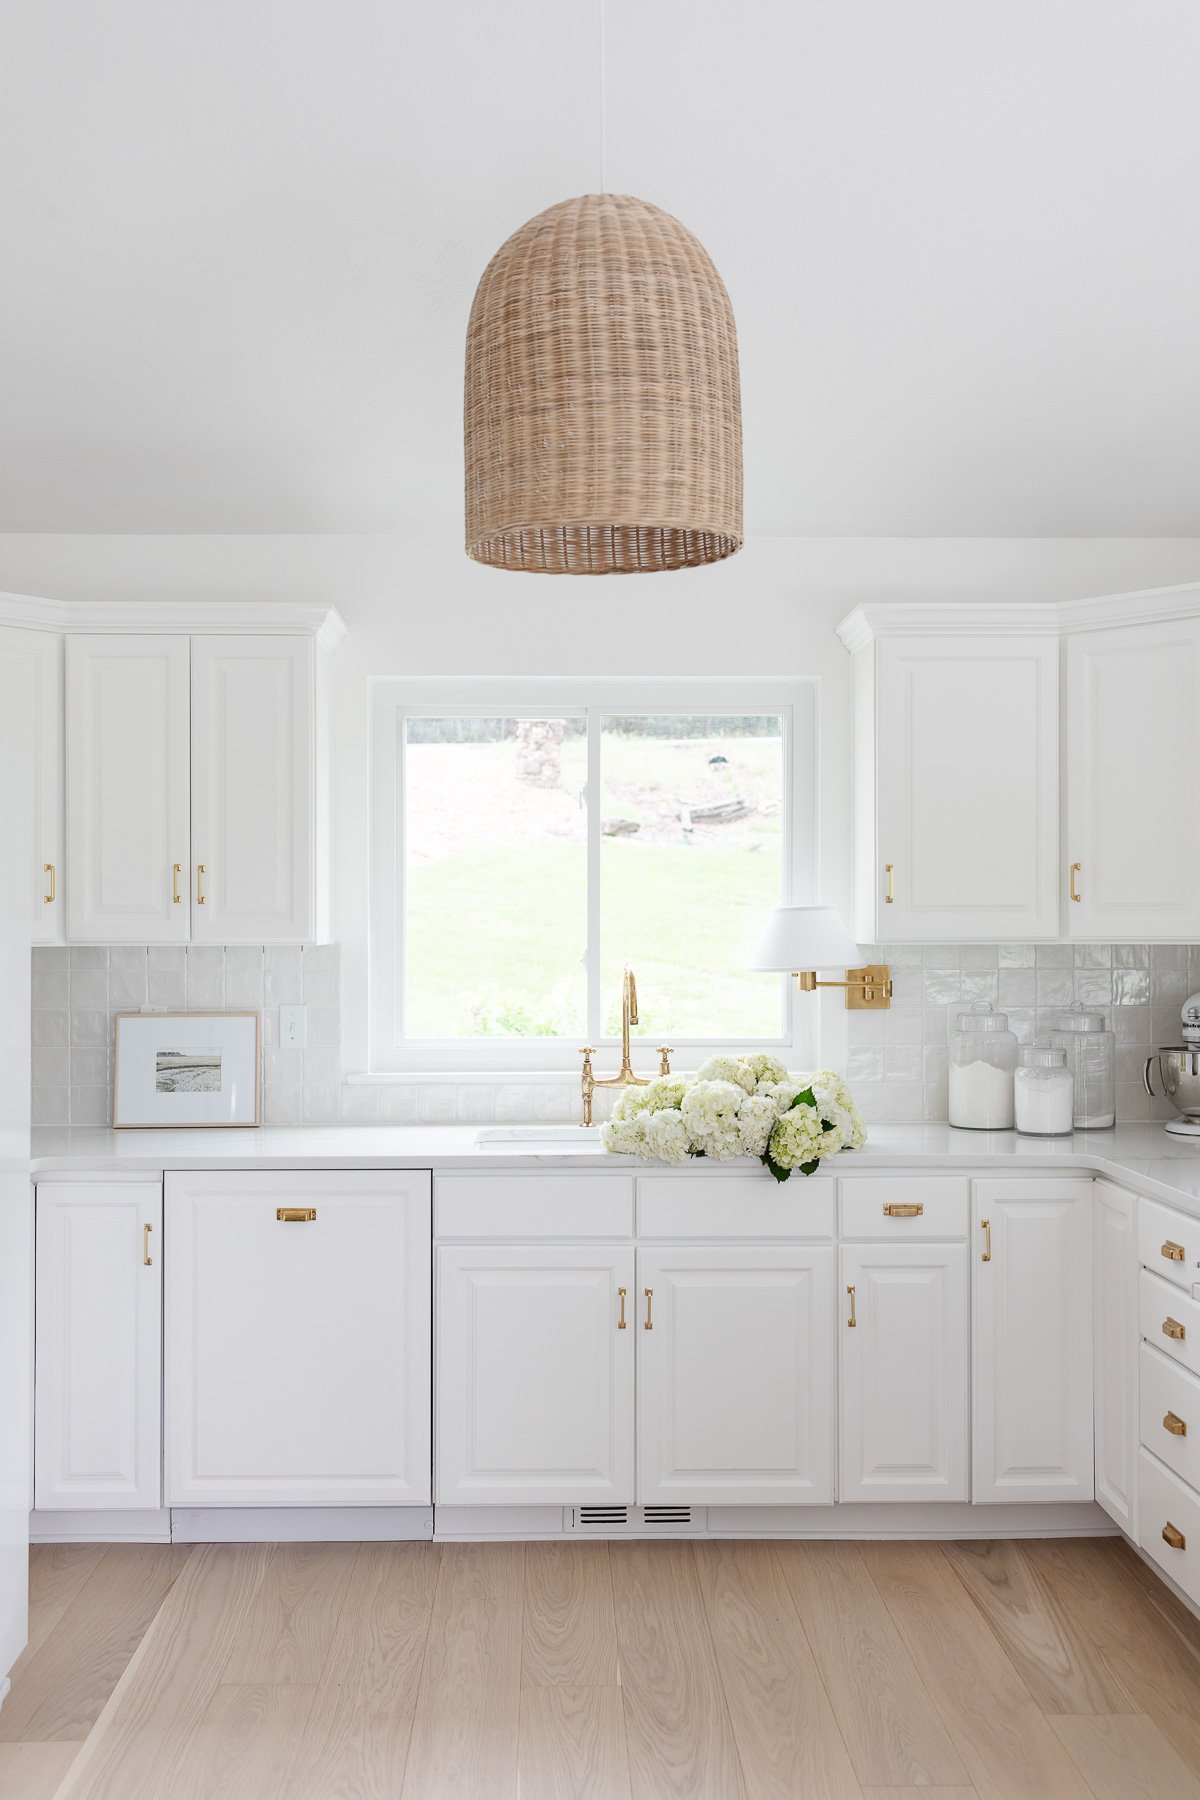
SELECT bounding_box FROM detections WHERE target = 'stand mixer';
[1145,992,1200,1136]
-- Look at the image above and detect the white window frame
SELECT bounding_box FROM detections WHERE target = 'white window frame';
[369,678,818,1073]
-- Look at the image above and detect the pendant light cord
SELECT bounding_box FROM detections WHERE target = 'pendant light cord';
[599,0,607,193]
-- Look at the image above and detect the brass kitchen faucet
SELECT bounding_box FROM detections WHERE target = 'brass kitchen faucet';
[580,967,672,1126]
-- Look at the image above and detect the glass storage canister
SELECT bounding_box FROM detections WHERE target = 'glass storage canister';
[1014,1045,1074,1136]
[1049,1007,1115,1130]
[949,1006,1018,1129]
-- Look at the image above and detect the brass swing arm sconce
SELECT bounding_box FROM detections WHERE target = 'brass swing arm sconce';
[794,964,893,1011]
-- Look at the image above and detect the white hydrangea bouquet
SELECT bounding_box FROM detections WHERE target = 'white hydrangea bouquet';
[600,1054,866,1182]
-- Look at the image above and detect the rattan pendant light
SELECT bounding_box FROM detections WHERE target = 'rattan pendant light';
[464,191,743,573]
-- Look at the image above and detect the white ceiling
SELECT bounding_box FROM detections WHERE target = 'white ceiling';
[2,0,1198,536]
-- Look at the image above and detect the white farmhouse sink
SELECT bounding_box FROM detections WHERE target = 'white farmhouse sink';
[474,1124,602,1145]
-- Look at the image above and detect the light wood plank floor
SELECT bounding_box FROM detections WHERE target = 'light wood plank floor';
[1,1537,1200,1798]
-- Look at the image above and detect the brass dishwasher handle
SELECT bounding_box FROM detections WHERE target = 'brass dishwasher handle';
[643,1287,654,1331]
[617,1287,627,1330]
[981,1219,992,1263]
[143,1222,153,1266]
[1162,1241,1186,1263]
[846,1284,857,1328]
[1164,1411,1188,1438]
[1069,861,1082,903]
[277,1207,317,1223]
[1163,1522,1187,1551]
[884,1203,923,1218]
[43,863,55,904]
[172,863,182,905]
[884,863,895,905]
[196,863,206,905]
[1163,1317,1187,1342]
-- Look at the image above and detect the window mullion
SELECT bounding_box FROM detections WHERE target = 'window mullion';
[586,705,602,1041]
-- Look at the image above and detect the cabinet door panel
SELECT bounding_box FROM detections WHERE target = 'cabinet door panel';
[840,1243,969,1502]
[1067,620,1200,940]
[637,1247,835,1505]
[66,635,190,941]
[973,1180,1093,1503]
[35,1182,162,1509]
[0,627,62,943]
[190,636,314,942]
[1094,1180,1138,1534]
[874,635,1058,940]
[436,1245,634,1505]
[166,1171,430,1506]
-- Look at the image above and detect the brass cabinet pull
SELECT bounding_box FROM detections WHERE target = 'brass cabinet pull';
[277,1207,317,1222]
[643,1287,654,1331]
[196,863,206,905]
[1164,1411,1188,1438]
[1163,1241,1187,1263]
[884,1202,923,1218]
[884,863,895,905]
[43,863,55,905]
[617,1286,627,1330]
[981,1218,992,1263]
[1163,1317,1187,1342]
[1163,1522,1187,1551]
[172,863,182,905]
[847,1284,857,1328]
[1069,861,1082,903]
[143,1222,153,1267]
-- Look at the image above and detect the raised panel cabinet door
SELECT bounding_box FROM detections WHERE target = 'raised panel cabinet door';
[0,627,63,943]
[636,1246,835,1505]
[166,1171,431,1507]
[1066,620,1200,940]
[839,1242,969,1503]
[66,634,190,941]
[436,1244,635,1505]
[873,634,1059,940]
[972,1179,1094,1503]
[34,1181,162,1510]
[190,635,314,943]
[1093,1179,1138,1534]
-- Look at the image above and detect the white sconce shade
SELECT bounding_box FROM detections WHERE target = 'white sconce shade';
[749,906,862,972]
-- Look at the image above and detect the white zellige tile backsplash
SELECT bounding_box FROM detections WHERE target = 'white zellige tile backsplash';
[845,942,1200,1125]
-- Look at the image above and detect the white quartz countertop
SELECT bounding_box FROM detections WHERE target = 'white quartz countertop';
[26,1121,1200,1219]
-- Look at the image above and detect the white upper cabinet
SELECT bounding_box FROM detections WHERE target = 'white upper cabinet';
[66,635,191,943]
[0,626,63,943]
[190,636,316,943]
[1066,618,1200,941]
[841,619,1059,942]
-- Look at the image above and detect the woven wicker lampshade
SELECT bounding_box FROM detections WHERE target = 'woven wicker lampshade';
[465,193,742,573]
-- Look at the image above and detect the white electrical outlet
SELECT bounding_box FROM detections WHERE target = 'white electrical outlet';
[280,1005,307,1049]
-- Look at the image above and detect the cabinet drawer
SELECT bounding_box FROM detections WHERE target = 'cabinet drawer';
[436,1175,633,1240]
[839,1177,968,1239]
[1140,1343,1200,1490]
[1138,1449,1200,1609]
[637,1177,835,1240]
[1138,1197,1200,1289]
[1139,1269,1200,1378]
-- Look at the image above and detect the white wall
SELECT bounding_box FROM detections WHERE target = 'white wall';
[3,532,1200,1075]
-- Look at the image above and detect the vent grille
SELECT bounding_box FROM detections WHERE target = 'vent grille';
[644,1505,693,1526]
[571,1504,701,1534]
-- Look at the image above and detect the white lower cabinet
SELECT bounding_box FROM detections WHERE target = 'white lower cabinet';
[636,1246,835,1506]
[166,1171,431,1507]
[840,1242,969,1503]
[1094,1179,1139,1533]
[973,1179,1093,1503]
[35,1181,162,1510]
[436,1244,634,1505]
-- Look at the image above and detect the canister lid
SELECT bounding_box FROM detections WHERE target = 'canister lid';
[954,1005,1010,1033]
[1020,1045,1068,1068]
[1051,1007,1108,1033]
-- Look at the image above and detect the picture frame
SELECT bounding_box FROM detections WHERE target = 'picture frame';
[112,1012,262,1129]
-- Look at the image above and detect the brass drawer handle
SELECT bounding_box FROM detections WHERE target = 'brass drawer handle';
[1163,1522,1187,1551]
[884,863,895,905]
[643,1287,653,1331]
[884,1202,923,1218]
[43,863,55,904]
[1069,861,1082,903]
[196,863,207,905]
[1163,1317,1187,1341]
[277,1207,317,1223]
[1164,1411,1188,1438]
[172,863,182,905]
[617,1286,627,1330]
[1163,1241,1187,1263]
[981,1218,992,1263]
[143,1222,153,1267]
[847,1284,857,1328]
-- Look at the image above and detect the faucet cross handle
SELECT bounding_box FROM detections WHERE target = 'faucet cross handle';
[658,1046,674,1075]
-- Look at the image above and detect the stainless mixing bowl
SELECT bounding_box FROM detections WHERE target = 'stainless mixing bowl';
[1144,1046,1200,1119]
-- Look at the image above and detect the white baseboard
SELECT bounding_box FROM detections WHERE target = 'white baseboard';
[170,1506,434,1543]
[31,1508,171,1543]
[433,1499,1117,1542]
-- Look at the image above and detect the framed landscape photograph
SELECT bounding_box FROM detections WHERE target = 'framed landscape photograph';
[113,1012,262,1129]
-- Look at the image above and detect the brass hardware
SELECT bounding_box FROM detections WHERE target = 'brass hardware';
[797,963,893,1012]
[884,863,895,905]
[42,863,55,905]
[847,1284,857,1328]
[643,1287,654,1330]
[1163,1241,1187,1263]
[1164,1411,1188,1438]
[1069,861,1082,903]
[277,1207,317,1222]
[172,863,182,905]
[196,863,206,905]
[1163,1522,1187,1551]
[580,968,671,1124]
[981,1218,992,1263]
[143,1222,153,1267]
[1163,1317,1187,1341]
[884,1202,924,1218]
[617,1286,627,1330]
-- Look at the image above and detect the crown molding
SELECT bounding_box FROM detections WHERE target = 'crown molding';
[836,581,1200,653]
[0,593,348,650]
